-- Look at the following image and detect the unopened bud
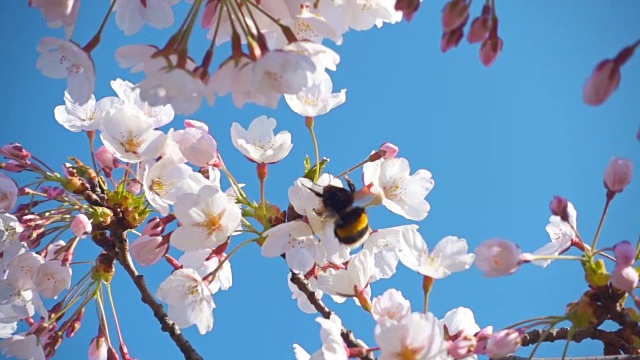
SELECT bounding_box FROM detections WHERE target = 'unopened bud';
[0,143,31,160]
[378,142,399,159]
[126,179,142,195]
[604,157,632,193]
[2,160,27,172]
[442,0,470,32]
[613,240,636,267]
[441,26,464,53]
[71,214,92,238]
[549,196,569,222]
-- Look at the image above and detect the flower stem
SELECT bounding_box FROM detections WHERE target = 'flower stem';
[591,195,612,251]
[202,237,258,283]
[305,116,320,182]
[106,283,127,348]
[422,276,433,313]
[83,0,118,53]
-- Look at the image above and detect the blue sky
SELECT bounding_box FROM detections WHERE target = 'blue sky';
[1,1,639,359]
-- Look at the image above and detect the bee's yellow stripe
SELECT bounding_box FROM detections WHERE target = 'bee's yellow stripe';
[336,213,369,239]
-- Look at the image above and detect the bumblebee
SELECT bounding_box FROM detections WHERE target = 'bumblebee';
[308,178,370,248]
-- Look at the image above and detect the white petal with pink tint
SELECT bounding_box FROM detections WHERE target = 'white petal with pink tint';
[33,260,72,299]
[36,37,95,105]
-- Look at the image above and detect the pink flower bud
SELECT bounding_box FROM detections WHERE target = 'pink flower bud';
[441,26,464,53]
[178,127,219,167]
[71,214,92,237]
[2,160,27,173]
[126,179,142,195]
[378,142,399,159]
[467,5,493,43]
[549,196,569,222]
[395,0,421,22]
[486,329,524,358]
[604,157,632,193]
[88,335,108,360]
[583,59,620,106]
[475,238,522,277]
[0,143,31,160]
[142,217,165,237]
[473,326,493,355]
[442,0,470,32]
[45,186,65,199]
[613,240,636,268]
[0,172,18,212]
[130,235,168,266]
[611,265,639,292]
[96,146,119,173]
[449,336,476,359]
[480,35,503,67]
[184,119,209,132]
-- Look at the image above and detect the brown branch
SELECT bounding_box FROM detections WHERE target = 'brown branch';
[520,327,636,355]
[289,271,374,360]
[110,229,203,360]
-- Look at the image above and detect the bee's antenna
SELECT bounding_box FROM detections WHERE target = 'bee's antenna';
[344,175,356,194]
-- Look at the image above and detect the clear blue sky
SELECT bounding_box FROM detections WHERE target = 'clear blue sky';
[1,1,639,359]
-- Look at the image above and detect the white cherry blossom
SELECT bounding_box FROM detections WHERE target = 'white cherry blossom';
[282,41,341,72]
[317,249,374,298]
[175,125,219,167]
[231,115,293,164]
[0,333,45,360]
[363,227,401,281]
[171,185,242,252]
[179,250,232,294]
[6,252,45,291]
[110,78,175,128]
[54,90,121,132]
[143,156,203,216]
[30,0,80,38]
[253,50,316,101]
[99,105,167,163]
[371,289,411,325]
[341,0,403,31]
[375,312,445,360]
[114,0,180,35]
[475,239,522,277]
[392,227,475,279]
[130,235,167,266]
[262,221,323,273]
[33,260,72,299]
[36,37,95,105]
[155,268,215,335]
[0,174,18,213]
[138,66,213,116]
[363,157,434,221]
[0,281,47,323]
[533,201,577,267]
[0,214,24,263]
[285,71,346,117]
[297,314,347,360]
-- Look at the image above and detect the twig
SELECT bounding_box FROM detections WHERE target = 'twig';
[495,356,640,360]
[520,327,636,355]
[289,271,374,360]
[111,229,204,360]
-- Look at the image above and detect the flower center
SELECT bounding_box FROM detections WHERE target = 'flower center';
[198,212,224,236]
[121,131,141,153]
[397,345,419,360]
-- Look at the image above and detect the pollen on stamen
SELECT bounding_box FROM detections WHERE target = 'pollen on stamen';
[121,131,141,153]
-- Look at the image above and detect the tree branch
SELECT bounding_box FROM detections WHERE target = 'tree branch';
[496,356,640,360]
[110,229,204,360]
[289,271,374,360]
[520,327,636,355]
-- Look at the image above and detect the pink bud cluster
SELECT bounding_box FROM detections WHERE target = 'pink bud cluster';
[440,1,503,67]
[449,326,525,359]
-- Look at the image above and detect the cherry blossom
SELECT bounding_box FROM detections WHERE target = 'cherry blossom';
[475,238,522,277]
[179,250,232,294]
[0,322,17,338]
[155,268,215,335]
[375,312,445,360]
[87,335,107,360]
[363,227,401,281]
[143,156,204,216]
[110,78,175,128]
[6,252,44,291]
[293,314,347,360]
[391,226,475,278]
[371,289,411,324]
[363,157,434,221]
[170,185,242,252]
[70,214,91,238]
[36,38,95,105]
[33,260,72,299]
[0,214,25,263]
[285,71,346,117]
[0,281,47,323]
[231,115,293,164]
[113,0,180,35]
[53,91,121,132]
[29,0,80,38]
[262,221,323,273]
[0,333,45,360]
[533,201,577,267]
[287,274,324,314]
[130,235,167,266]
[341,0,403,31]
[99,105,167,163]
[174,125,219,167]
[317,249,374,298]
[0,173,18,212]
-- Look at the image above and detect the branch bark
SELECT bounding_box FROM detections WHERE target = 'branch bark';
[289,271,374,360]
[110,229,203,360]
